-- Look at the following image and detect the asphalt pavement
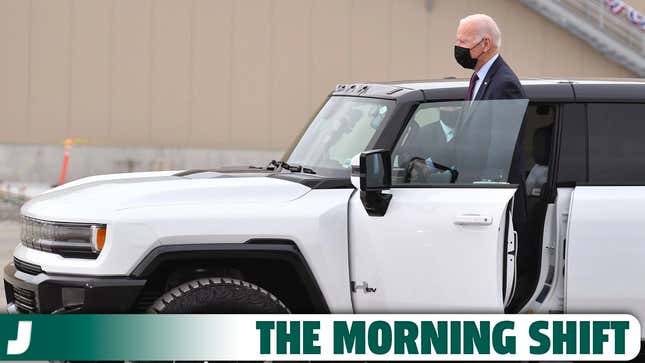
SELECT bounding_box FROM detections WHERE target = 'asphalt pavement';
[0,220,20,312]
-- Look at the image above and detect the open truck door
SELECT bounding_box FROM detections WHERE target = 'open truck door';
[348,99,528,313]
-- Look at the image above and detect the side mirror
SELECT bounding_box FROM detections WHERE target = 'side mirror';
[352,149,392,216]
[360,149,392,191]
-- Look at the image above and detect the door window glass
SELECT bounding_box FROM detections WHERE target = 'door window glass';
[391,99,528,185]
[557,104,587,184]
[588,103,645,184]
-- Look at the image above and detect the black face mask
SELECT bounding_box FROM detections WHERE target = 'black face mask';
[454,39,484,69]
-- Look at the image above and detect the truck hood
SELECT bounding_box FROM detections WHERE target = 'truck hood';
[21,171,312,223]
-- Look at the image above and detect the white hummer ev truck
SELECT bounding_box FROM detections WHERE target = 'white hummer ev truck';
[4,79,645,337]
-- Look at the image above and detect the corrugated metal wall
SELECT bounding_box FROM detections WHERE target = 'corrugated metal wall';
[0,0,637,151]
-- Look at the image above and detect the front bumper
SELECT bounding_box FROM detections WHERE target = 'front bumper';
[4,261,146,313]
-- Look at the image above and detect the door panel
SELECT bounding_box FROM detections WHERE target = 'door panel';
[347,98,528,313]
[566,186,645,337]
[349,187,516,312]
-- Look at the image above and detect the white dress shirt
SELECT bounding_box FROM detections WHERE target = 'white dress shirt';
[439,120,455,142]
[471,53,499,103]
[424,120,455,172]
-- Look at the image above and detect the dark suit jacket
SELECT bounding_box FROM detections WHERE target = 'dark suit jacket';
[399,120,453,175]
[474,56,526,101]
[417,121,453,164]
[466,56,528,227]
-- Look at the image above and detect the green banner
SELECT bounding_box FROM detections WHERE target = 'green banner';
[0,314,236,361]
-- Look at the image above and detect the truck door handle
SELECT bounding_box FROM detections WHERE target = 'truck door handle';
[454,214,493,226]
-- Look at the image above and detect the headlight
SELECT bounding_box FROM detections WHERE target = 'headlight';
[20,216,106,259]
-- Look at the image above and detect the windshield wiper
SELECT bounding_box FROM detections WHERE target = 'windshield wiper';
[267,160,316,174]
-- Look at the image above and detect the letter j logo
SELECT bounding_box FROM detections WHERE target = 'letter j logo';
[7,321,32,355]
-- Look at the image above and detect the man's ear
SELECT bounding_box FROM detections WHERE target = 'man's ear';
[483,37,491,53]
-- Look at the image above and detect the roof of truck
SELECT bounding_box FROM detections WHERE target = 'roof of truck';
[388,77,645,90]
[332,78,645,102]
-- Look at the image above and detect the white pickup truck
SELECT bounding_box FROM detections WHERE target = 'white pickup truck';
[5,79,645,337]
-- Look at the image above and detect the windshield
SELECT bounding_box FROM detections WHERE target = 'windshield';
[392,99,529,185]
[286,96,395,177]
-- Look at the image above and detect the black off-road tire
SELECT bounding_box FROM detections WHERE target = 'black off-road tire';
[148,277,290,314]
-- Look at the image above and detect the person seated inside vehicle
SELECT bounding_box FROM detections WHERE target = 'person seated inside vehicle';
[526,125,553,196]
[394,99,527,187]
[403,106,461,184]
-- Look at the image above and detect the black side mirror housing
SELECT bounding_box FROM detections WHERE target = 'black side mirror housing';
[357,149,392,216]
[360,149,392,191]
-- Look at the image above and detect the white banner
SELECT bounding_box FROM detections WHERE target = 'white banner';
[228,314,642,361]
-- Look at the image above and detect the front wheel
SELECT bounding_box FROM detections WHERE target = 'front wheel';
[149,277,290,314]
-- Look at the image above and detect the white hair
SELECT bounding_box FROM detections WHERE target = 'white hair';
[460,14,502,48]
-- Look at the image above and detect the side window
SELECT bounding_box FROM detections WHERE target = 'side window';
[588,103,645,184]
[391,99,528,185]
[557,104,587,184]
[391,101,464,185]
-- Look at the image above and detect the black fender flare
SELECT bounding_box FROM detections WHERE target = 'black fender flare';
[130,240,329,313]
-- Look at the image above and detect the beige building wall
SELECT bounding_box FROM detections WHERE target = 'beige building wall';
[0,0,639,152]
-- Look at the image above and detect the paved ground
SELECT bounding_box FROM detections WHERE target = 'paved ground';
[0,220,20,312]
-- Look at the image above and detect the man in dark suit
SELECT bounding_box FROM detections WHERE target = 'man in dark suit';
[416,106,460,166]
[455,14,525,101]
[404,107,460,183]
[454,14,529,233]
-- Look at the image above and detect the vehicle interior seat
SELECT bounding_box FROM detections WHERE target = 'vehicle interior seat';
[526,126,552,197]
[509,124,553,312]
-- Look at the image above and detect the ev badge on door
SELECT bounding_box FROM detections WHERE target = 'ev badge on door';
[351,281,377,293]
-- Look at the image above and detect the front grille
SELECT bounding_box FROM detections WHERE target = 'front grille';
[11,286,37,313]
[13,257,43,275]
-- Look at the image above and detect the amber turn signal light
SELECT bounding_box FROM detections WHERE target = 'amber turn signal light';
[91,225,107,252]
